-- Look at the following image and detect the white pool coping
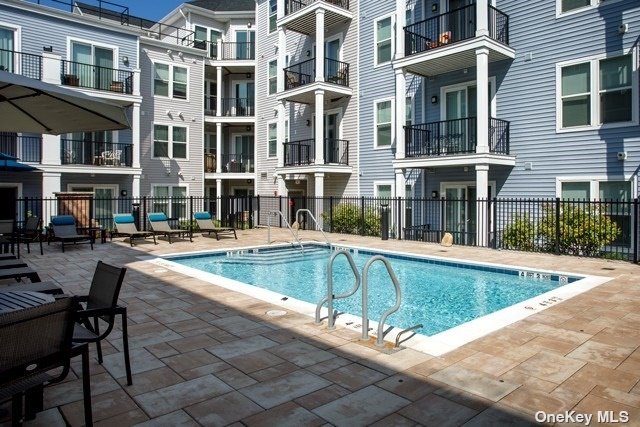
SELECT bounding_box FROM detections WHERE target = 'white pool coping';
[143,242,613,357]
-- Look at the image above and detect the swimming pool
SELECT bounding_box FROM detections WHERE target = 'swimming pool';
[157,243,609,354]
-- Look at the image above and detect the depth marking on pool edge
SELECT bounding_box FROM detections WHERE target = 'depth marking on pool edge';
[525,295,563,311]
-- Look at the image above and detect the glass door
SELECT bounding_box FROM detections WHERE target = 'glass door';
[448,0,474,41]
[210,30,221,58]
[444,187,466,244]
[444,88,468,153]
[235,30,255,59]
[71,42,114,90]
[233,135,253,172]
[234,82,255,116]
[324,112,339,163]
[0,27,14,73]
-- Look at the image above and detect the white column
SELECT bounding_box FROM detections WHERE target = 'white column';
[314,172,324,229]
[216,66,223,116]
[277,176,287,197]
[216,39,222,60]
[41,52,61,85]
[315,90,324,164]
[476,48,490,154]
[215,123,222,173]
[132,175,141,199]
[395,0,406,60]
[216,179,223,216]
[42,172,61,224]
[476,0,489,37]
[315,9,325,82]
[395,69,406,159]
[395,169,406,198]
[131,102,141,168]
[132,69,141,96]
[277,28,286,93]
[475,164,489,247]
[277,0,284,19]
[277,101,286,168]
[41,134,60,165]
[395,169,406,239]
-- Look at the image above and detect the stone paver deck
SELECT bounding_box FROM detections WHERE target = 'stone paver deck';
[2,228,640,426]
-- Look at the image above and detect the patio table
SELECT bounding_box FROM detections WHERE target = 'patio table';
[0,290,55,314]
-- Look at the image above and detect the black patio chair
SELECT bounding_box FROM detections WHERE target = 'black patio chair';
[0,297,93,426]
[48,215,94,253]
[72,261,132,386]
[15,216,43,256]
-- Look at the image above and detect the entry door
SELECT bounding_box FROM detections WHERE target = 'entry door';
[234,82,255,116]
[0,187,17,220]
[448,0,474,41]
[235,30,255,59]
[210,30,222,58]
[69,186,116,228]
[324,112,339,163]
[444,186,467,244]
[205,80,216,114]
[71,42,114,90]
[325,38,340,79]
[0,27,15,73]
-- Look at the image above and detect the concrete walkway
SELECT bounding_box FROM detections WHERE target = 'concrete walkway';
[2,228,639,426]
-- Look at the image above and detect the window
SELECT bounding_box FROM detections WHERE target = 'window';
[375,16,393,65]
[561,0,590,13]
[70,41,114,90]
[268,122,277,158]
[375,183,393,200]
[153,62,188,100]
[153,124,187,159]
[405,96,413,126]
[194,25,207,50]
[268,59,277,95]
[561,181,590,200]
[375,99,393,148]
[152,186,187,219]
[558,54,635,130]
[269,0,277,33]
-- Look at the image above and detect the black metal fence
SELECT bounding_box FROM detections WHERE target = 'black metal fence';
[60,60,134,94]
[325,58,349,87]
[0,48,43,80]
[204,95,217,116]
[10,195,639,262]
[221,98,255,117]
[0,134,42,163]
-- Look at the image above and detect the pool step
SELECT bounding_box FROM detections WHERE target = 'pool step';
[219,247,327,265]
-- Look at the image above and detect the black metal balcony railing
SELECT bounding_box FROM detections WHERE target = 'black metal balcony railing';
[204,95,217,116]
[0,48,43,80]
[60,60,134,94]
[0,134,42,163]
[404,117,510,158]
[221,98,254,117]
[404,4,509,56]
[284,0,349,16]
[60,139,133,166]
[193,39,218,59]
[284,138,349,166]
[221,153,254,173]
[284,58,350,90]
[220,42,255,60]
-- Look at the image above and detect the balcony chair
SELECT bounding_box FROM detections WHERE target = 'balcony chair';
[72,261,132,386]
[147,212,192,244]
[0,297,93,427]
[112,214,156,246]
[49,215,94,253]
[193,212,237,240]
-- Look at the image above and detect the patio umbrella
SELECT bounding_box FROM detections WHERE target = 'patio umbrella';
[0,71,130,135]
[0,152,40,172]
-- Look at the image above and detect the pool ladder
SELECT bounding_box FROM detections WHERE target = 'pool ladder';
[266,210,304,253]
[294,209,330,245]
[315,251,419,347]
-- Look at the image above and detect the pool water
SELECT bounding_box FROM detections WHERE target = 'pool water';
[168,245,578,336]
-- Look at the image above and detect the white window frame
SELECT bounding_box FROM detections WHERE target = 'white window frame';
[268,0,278,34]
[152,123,189,160]
[555,0,623,18]
[267,119,278,159]
[374,181,395,198]
[66,37,119,67]
[439,77,498,118]
[555,176,636,200]
[373,97,394,150]
[267,58,278,96]
[152,60,189,101]
[373,13,395,67]
[556,51,637,133]
[151,184,190,218]
[0,22,21,74]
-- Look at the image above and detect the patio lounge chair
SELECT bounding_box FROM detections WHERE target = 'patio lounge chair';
[15,216,43,256]
[112,214,156,246]
[147,213,192,244]
[193,212,237,240]
[0,297,93,427]
[49,215,94,253]
[0,267,40,283]
[0,258,28,269]
[72,261,132,386]
[1,281,63,295]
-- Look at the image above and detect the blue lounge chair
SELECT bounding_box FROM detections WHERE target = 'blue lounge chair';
[49,215,94,252]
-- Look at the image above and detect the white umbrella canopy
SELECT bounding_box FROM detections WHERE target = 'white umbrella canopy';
[0,71,131,135]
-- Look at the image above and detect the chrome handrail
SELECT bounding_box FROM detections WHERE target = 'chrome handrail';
[266,210,303,252]
[361,255,402,347]
[295,208,329,245]
[315,250,360,329]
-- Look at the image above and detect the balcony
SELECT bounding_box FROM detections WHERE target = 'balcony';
[60,140,132,167]
[398,117,514,168]
[60,60,134,94]
[280,0,353,35]
[204,95,217,116]
[0,48,42,80]
[398,4,514,76]
[221,98,255,117]
[221,153,254,173]
[0,133,42,163]
[220,42,255,61]
[280,58,352,103]
[283,138,349,166]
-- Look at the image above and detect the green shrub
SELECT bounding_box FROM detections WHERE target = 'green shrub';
[501,214,537,251]
[538,203,620,256]
[321,203,381,237]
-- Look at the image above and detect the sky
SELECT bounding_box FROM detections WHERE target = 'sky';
[109,0,186,22]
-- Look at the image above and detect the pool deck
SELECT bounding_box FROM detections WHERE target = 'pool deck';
[2,228,640,426]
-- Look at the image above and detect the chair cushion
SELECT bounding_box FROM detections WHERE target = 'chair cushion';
[148,213,167,222]
[51,215,75,226]
[114,214,135,224]
[194,212,212,220]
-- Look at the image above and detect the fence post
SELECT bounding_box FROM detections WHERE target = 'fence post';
[492,197,497,250]
[397,196,402,240]
[142,196,147,231]
[634,198,639,263]
[23,196,29,226]
[440,197,446,238]
[249,196,253,229]
[279,196,282,227]
[360,196,365,236]
[329,196,334,233]
[256,195,261,226]
[555,197,561,255]
[189,196,194,239]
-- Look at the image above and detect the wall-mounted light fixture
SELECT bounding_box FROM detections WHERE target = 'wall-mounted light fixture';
[121,55,129,64]
[247,22,252,28]
[306,50,311,57]
[431,3,438,12]
[167,49,173,55]
[305,119,311,127]
[431,190,439,199]
[246,72,252,78]
[178,51,184,58]
[431,95,438,104]
[43,46,53,52]
[120,189,128,197]
[246,125,252,131]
